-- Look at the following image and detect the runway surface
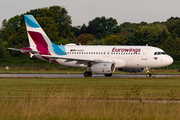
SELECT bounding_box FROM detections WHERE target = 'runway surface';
[0,73,180,78]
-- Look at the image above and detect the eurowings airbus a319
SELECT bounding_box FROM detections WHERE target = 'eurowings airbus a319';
[8,15,173,77]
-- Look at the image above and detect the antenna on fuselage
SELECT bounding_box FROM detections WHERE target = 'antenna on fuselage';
[146,44,148,46]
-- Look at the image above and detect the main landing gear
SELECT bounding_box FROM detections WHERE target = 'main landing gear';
[84,72,113,77]
[145,67,152,77]
[84,71,92,77]
[83,64,113,77]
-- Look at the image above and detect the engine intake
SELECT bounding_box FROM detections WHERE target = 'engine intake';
[91,63,115,74]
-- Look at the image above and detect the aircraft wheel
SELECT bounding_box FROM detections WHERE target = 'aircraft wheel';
[146,73,152,77]
[104,73,112,77]
[84,71,92,77]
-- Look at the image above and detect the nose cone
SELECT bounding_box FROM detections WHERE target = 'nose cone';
[166,55,173,65]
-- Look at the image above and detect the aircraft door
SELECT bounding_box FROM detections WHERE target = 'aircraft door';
[141,49,148,60]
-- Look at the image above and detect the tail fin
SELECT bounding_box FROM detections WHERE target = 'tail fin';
[24,15,52,55]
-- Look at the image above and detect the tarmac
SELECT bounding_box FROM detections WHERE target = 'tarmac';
[0,73,179,78]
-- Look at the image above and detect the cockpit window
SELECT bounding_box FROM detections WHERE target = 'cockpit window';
[161,52,166,55]
[154,52,166,55]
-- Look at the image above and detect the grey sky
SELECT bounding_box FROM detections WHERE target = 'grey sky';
[1,0,180,26]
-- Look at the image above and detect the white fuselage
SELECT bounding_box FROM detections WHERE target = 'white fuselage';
[52,44,173,69]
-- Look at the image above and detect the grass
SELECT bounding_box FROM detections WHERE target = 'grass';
[1,77,180,119]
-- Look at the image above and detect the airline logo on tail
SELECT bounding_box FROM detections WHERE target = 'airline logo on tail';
[24,15,66,56]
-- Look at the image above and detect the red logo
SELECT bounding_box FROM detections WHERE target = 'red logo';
[154,57,158,60]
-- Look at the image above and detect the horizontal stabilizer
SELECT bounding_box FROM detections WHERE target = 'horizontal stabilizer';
[7,48,39,53]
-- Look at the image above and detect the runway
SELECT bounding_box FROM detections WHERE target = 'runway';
[0,73,180,78]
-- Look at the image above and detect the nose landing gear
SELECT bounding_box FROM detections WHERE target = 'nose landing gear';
[145,67,152,77]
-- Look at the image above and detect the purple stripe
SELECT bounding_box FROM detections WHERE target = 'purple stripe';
[28,31,50,55]
[22,47,32,55]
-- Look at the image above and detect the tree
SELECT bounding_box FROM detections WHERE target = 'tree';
[87,39,104,45]
[76,34,95,45]
[0,39,7,60]
[169,20,180,38]
[0,6,75,58]
[159,35,180,60]
[119,22,148,33]
[54,37,69,45]
[103,35,127,45]
[82,16,120,39]
[26,6,74,39]
[127,23,170,46]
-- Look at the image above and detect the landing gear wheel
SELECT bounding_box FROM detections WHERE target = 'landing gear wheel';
[84,71,92,77]
[145,67,152,77]
[104,73,112,77]
[146,73,152,77]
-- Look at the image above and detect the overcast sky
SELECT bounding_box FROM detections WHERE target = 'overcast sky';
[1,0,180,26]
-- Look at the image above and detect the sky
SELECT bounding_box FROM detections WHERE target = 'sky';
[1,0,180,26]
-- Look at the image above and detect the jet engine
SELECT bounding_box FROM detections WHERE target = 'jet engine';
[91,63,115,74]
[118,68,144,73]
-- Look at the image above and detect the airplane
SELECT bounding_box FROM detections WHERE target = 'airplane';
[8,15,173,77]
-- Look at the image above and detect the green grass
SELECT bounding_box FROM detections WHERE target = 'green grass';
[1,77,180,119]
[1,77,180,100]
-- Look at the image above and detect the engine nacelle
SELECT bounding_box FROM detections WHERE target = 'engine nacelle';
[118,68,144,73]
[91,63,115,74]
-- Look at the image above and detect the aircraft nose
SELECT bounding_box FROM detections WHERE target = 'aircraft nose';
[166,55,173,65]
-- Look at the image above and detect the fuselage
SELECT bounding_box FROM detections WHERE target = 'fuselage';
[35,44,173,69]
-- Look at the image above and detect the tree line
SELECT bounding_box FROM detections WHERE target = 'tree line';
[0,5,180,62]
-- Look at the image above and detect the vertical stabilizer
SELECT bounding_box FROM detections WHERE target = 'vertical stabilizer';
[24,15,52,55]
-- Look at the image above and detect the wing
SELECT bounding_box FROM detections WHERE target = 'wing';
[42,55,110,63]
